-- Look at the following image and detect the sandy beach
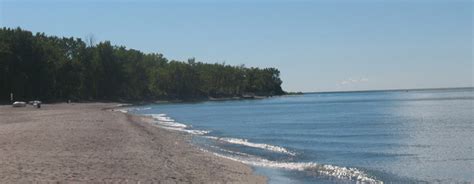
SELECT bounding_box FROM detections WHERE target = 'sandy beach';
[0,103,266,183]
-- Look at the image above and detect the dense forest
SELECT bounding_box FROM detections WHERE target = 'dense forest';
[0,27,285,103]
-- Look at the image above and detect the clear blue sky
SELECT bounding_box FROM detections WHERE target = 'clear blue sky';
[1,0,472,92]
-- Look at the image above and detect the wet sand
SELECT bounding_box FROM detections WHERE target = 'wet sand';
[0,103,266,183]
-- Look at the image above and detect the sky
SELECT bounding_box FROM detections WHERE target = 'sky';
[1,0,472,92]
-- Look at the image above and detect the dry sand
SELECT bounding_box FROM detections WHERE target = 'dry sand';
[0,103,266,183]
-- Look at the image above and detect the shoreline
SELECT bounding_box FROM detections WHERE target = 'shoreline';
[0,94,278,106]
[121,98,385,184]
[0,103,266,183]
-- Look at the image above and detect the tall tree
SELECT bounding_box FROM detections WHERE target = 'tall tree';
[0,27,286,103]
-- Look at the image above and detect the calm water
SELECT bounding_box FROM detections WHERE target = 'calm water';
[128,88,473,183]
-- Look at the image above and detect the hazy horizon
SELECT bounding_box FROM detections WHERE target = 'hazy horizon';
[1,0,472,92]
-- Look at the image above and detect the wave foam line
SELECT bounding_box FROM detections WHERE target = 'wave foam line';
[148,114,175,122]
[113,108,128,113]
[127,107,152,111]
[146,114,187,128]
[201,149,382,183]
[146,113,210,135]
[205,136,296,156]
[112,107,151,113]
[208,145,253,157]
[160,126,210,135]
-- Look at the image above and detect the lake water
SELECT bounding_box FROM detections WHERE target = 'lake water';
[127,88,473,183]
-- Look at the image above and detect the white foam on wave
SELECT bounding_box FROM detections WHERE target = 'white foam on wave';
[146,114,187,128]
[113,107,151,113]
[205,136,296,156]
[134,111,381,183]
[113,108,128,113]
[128,107,152,111]
[115,103,132,107]
[200,148,382,184]
[159,126,210,135]
[153,116,175,122]
[208,145,253,157]
[146,113,210,135]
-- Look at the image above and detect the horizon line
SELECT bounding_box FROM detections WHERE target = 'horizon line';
[302,86,474,94]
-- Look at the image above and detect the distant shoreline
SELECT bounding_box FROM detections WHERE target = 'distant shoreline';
[83,95,275,107]
[305,86,474,95]
[0,94,274,106]
[4,86,471,105]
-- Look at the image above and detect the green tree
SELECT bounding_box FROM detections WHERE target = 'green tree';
[0,27,286,103]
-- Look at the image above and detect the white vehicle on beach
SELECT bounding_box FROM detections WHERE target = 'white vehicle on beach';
[31,100,42,106]
[12,101,27,107]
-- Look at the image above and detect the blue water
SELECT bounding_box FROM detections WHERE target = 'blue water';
[128,88,473,183]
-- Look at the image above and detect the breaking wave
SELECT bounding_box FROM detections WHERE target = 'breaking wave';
[141,113,296,156]
[131,110,382,183]
[112,107,151,113]
[127,107,152,111]
[147,114,187,128]
[205,136,296,156]
[113,109,128,113]
[159,126,210,135]
[200,148,382,183]
[145,113,210,135]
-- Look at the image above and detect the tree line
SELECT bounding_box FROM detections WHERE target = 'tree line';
[0,27,285,103]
